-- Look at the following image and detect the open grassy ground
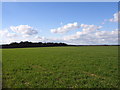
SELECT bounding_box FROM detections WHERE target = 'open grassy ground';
[2,46,118,88]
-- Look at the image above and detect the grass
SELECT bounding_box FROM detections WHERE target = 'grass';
[2,46,118,88]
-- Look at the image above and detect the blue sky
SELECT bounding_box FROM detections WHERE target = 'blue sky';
[1,2,119,45]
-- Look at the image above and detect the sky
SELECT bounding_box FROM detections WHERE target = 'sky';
[1,0,120,2]
[0,2,119,45]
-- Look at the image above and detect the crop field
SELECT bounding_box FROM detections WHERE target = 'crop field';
[2,46,118,88]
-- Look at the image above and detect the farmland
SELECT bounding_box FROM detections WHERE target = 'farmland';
[2,46,118,88]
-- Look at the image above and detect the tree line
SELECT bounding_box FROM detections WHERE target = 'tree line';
[1,41,119,48]
[1,41,69,48]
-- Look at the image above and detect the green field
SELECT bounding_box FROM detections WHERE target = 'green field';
[2,46,118,88]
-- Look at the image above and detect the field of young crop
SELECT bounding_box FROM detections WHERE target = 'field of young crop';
[2,46,118,88]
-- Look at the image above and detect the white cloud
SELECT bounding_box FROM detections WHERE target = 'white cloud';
[0,24,118,45]
[109,11,120,22]
[51,22,80,33]
[0,29,19,44]
[51,23,102,34]
[63,24,102,40]
[0,29,8,37]
[0,29,17,38]
[34,36,46,41]
[0,25,39,44]
[80,24,102,33]
[10,25,38,37]
[61,24,118,45]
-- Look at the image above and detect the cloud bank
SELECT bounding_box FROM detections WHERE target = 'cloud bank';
[51,22,80,33]
[61,24,118,45]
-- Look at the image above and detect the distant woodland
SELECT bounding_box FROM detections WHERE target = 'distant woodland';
[0,41,119,48]
[1,41,69,48]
